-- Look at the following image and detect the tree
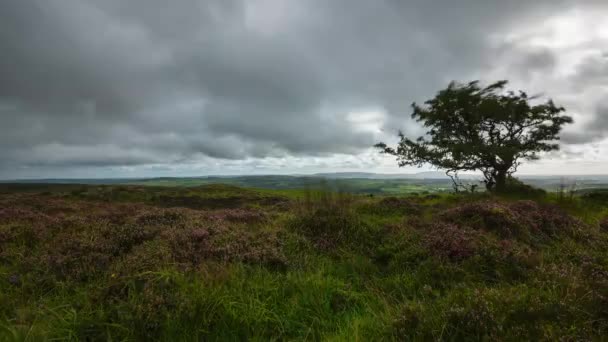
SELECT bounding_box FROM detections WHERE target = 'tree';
[375,80,573,192]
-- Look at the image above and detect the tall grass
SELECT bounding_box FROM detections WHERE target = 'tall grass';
[1,185,608,340]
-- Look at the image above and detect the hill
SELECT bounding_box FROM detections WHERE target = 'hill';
[1,183,608,340]
[3,174,608,194]
[314,171,454,179]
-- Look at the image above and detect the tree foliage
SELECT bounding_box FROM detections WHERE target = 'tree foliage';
[376,80,573,192]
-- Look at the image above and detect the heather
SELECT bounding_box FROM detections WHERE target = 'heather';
[1,184,608,340]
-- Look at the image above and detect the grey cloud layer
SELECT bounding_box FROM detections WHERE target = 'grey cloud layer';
[1,0,607,173]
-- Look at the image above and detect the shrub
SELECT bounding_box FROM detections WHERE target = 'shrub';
[391,303,423,337]
[443,296,500,340]
[291,206,376,252]
[206,208,268,223]
[296,189,355,217]
[377,197,423,215]
[502,177,547,198]
[600,217,608,232]
[156,195,246,209]
[440,200,584,242]
[45,232,114,280]
[103,224,158,256]
[110,240,173,276]
[135,210,186,227]
[291,189,380,252]
[423,222,480,261]
[161,227,214,266]
[162,223,286,269]
[123,274,183,340]
[0,208,44,223]
[582,190,608,205]
[44,222,157,280]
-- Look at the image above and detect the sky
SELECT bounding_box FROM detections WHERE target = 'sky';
[1,0,607,179]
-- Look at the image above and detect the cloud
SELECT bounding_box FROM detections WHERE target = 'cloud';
[571,53,608,88]
[558,52,608,144]
[561,102,608,144]
[0,0,607,176]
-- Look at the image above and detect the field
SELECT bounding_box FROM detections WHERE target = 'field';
[6,174,608,196]
[1,183,608,340]
[129,176,457,195]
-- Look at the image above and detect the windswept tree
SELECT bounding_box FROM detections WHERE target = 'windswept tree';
[376,80,572,192]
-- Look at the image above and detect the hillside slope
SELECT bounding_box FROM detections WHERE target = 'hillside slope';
[1,184,608,340]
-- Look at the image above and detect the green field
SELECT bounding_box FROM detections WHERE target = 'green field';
[1,183,608,340]
[5,174,608,196]
[129,176,456,194]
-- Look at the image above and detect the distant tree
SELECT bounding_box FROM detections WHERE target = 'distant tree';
[376,80,572,192]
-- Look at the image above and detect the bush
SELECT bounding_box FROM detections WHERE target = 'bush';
[440,200,584,242]
[135,210,186,227]
[291,189,380,252]
[423,222,480,261]
[40,221,157,281]
[501,177,547,198]
[160,222,286,269]
[600,217,608,232]
[377,197,423,215]
[45,232,114,280]
[206,208,268,223]
[582,190,608,205]
[291,206,375,251]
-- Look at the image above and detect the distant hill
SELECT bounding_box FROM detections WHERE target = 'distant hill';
[2,173,607,193]
[314,171,480,180]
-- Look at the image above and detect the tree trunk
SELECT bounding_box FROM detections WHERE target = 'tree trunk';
[485,179,495,192]
[494,170,507,193]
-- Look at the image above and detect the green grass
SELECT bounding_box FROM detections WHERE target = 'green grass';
[127,176,455,195]
[1,184,608,340]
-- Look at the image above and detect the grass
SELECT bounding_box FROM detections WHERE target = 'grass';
[127,176,456,195]
[1,184,608,340]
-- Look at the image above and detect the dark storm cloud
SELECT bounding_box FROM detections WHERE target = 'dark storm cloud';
[509,49,558,79]
[562,103,608,144]
[560,52,608,144]
[0,0,606,172]
[571,53,608,88]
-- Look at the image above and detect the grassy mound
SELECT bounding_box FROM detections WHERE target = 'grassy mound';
[440,200,586,242]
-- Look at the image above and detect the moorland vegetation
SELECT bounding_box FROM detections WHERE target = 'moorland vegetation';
[1,184,608,340]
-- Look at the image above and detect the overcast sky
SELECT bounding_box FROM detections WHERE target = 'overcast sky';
[1,0,607,179]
